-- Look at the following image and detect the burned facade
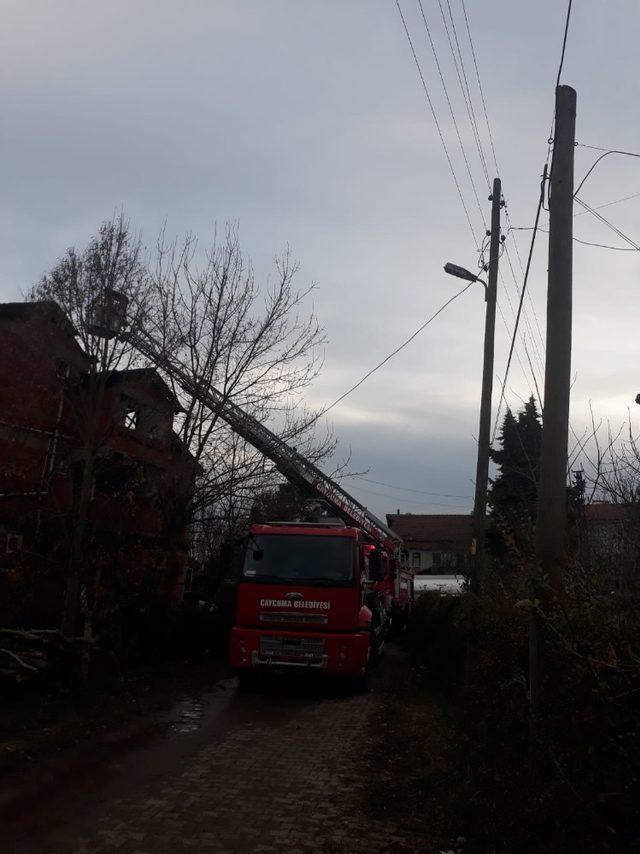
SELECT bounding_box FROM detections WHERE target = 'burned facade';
[0,302,197,628]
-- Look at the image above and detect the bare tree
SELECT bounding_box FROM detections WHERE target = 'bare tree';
[31,217,337,626]
[29,214,152,636]
[142,224,337,550]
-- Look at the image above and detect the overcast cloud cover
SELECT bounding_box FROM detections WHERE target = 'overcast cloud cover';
[1,0,639,517]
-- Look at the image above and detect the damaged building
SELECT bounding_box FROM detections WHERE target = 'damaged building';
[0,301,198,628]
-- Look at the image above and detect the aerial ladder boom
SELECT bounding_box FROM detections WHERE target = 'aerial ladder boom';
[125,329,401,551]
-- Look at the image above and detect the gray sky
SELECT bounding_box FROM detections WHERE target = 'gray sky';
[2,0,639,517]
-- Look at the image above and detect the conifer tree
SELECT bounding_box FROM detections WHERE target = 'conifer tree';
[488,396,543,552]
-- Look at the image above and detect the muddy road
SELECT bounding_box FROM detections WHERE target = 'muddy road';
[1,648,456,854]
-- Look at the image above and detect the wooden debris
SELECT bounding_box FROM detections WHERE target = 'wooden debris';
[0,628,97,684]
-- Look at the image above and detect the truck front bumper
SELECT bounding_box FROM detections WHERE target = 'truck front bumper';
[230,627,370,677]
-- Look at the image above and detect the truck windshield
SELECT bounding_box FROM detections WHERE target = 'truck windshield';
[243,534,355,586]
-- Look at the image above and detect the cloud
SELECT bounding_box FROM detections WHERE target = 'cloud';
[1,0,640,510]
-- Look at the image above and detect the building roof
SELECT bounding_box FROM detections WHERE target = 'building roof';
[585,502,629,523]
[0,300,87,359]
[0,300,75,334]
[386,513,473,551]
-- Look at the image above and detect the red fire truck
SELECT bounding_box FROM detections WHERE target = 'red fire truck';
[230,520,412,678]
[90,291,412,679]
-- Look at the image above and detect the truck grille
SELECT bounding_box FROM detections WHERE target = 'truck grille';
[259,612,328,625]
[259,635,325,660]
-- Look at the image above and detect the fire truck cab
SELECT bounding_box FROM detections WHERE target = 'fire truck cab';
[230,522,394,678]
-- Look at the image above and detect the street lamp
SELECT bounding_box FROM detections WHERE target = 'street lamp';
[444,262,487,297]
[444,262,481,283]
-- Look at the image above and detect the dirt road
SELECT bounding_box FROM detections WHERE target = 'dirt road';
[2,648,456,854]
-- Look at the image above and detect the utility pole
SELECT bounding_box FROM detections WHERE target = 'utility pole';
[470,177,502,595]
[535,85,577,595]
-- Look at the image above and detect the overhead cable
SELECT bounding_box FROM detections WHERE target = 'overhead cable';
[460,0,500,179]
[574,197,640,250]
[352,484,469,510]
[416,0,486,225]
[555,0,573,87]
[321,279,476,418]
[346,475,471,500]
[574,146,640,197]
[574,190,640,217]
[443,0,490,186]
[395,0,479,247]
[491,165,548,443]
[435,0,489,188]
[457,0,547,368]
[510,224,639,252]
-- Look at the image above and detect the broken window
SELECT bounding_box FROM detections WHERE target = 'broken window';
[123,409,138,431]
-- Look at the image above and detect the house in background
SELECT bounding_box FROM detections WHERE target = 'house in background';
[386,513,473,575]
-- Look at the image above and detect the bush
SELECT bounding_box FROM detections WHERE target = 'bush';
[466,563,639,853]
[406,561,640,853]
[405,590,467,691]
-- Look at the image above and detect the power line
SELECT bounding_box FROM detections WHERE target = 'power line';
[352,484,470,511]
[444,0,490,187]
[492,164,548,443]
[416,0,486,226]
[574,190,640,216]
[460,0,500,179]
[500,244,546,379]
[397,1,539,423]
[574,196,640,250]
[576,142,640,154]
[510,224,639,252]
[436,0,490,187]
[574,146,640,198]
[503,213,547,353]
[489,1,578,440]
[522,338,544,409]
[556,0,573,87]
[443,0,545,390]
[495,299,537,395]
[395,0,480,247]
[456,0,548,372]
[321,279,475,418]
[438,0,490,186]
[347,475,471,500]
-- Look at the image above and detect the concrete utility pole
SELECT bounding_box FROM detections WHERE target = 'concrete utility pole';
[470,177,502,594]
[535,85,577,594]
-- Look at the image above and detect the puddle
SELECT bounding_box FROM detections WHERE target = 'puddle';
[167,697,206,733]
